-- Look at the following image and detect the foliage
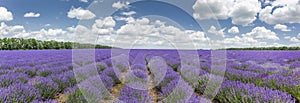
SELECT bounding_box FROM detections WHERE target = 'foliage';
[224,46,300,50]
[0,38,112,50]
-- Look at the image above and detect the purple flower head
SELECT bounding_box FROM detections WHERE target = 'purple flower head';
[0,83,40,103]
[118,86,152,103]
[96,62,108,73]
[0,73,30,87]
[64,86,88,103]
[28,76,59,99]
[130,64,148,72]
[32,99,59,103]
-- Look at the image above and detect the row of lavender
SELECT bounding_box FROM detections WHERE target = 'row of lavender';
[74,50,299,102]
[0,50,300,102]
[125,50,299,102]
[145,50,299,102]
[0,50,111,103]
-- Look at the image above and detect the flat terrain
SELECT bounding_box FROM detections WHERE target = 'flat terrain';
[0,50,299,103]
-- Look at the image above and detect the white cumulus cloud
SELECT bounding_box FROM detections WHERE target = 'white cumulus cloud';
[228,0,261,26]
[259,0,300,24]
[0,22,26,37]
[274,24,291,31]
[192,0,261,26]
[0,22,73,42]
[220,26,280,48]
[0,7,13,21]
[67,7,96,20]
[79,0,88,3]
[290,37,300,42]
[208,26,225,37]
[192,0,233,20]
[92,16,116,35]
[228,26,239,34]
[122,11,136,16]
[93,17,209,49]
[287,33,300,43]
[242,26,279,40]
[24,12,40,18]
[112,1,130,9]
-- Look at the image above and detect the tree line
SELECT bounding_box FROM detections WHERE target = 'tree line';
[224,46,300,50]
[0,38,112,50]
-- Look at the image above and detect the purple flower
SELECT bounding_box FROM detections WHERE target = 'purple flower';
[102,67,121,84]
[32,99,59,103]
[118,86,152,103]
[77,77,113,102]
[290,62,300,69]
[217,80,296,103]
[49,73,71,92]
[130,64,148,72]
[96,62,108,73]
[0,73,30,87]
[28,76,59,99]
[0,83,40,103]
[64,87,87,103]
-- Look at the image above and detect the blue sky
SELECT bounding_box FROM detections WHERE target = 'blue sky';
[0,0,300,49]
[0,0,89,30]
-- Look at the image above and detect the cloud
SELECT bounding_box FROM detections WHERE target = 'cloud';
[44,24,51,27]
[0,13,295,49]
[218,26,281,48]
[93,17,209,49]
[290,37,300,42]
[242,26,279,40]
[0,22,73,42]
[228,0,261,26]
[192,0,261,26]
[288,33,300,43]
[208,26,225,37]
[121,11,136,16]
[115,16,135,23]
[92,16,116,35]
[68,25,93,42]
[259,0,300,24]
[41,29,67,37]
[24,12,40,18]
[228,26,239,34]
[112,1,130,9]
[67,7,96,20]
[222,36,260,47]
[0,22,26,38]
[274,24,291,31]
[0,7,13,21]
[116,18,155,36]
[79,0,88,3]
[192,0,233,20]
[18,28,71,41]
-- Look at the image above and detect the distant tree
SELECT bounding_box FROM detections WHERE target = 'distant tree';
[224,46,300,50]
[0,38,112,50]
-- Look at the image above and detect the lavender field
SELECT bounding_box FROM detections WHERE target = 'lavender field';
[0,49,300,103]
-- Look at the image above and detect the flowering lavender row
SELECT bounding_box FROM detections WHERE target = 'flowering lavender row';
[146,50,300,102]
[0,50,112,102]
[117,86,152,103]
[0,50,300,102]
[216,80,296,103]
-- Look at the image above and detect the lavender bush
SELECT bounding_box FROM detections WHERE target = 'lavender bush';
[0,50,299,102]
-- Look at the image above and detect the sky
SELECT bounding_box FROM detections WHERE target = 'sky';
[0,0,300,49]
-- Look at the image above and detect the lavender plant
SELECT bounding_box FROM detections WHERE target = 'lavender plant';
[0,83,40,103]
[29,76,59,99]
[118,86,152,103]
